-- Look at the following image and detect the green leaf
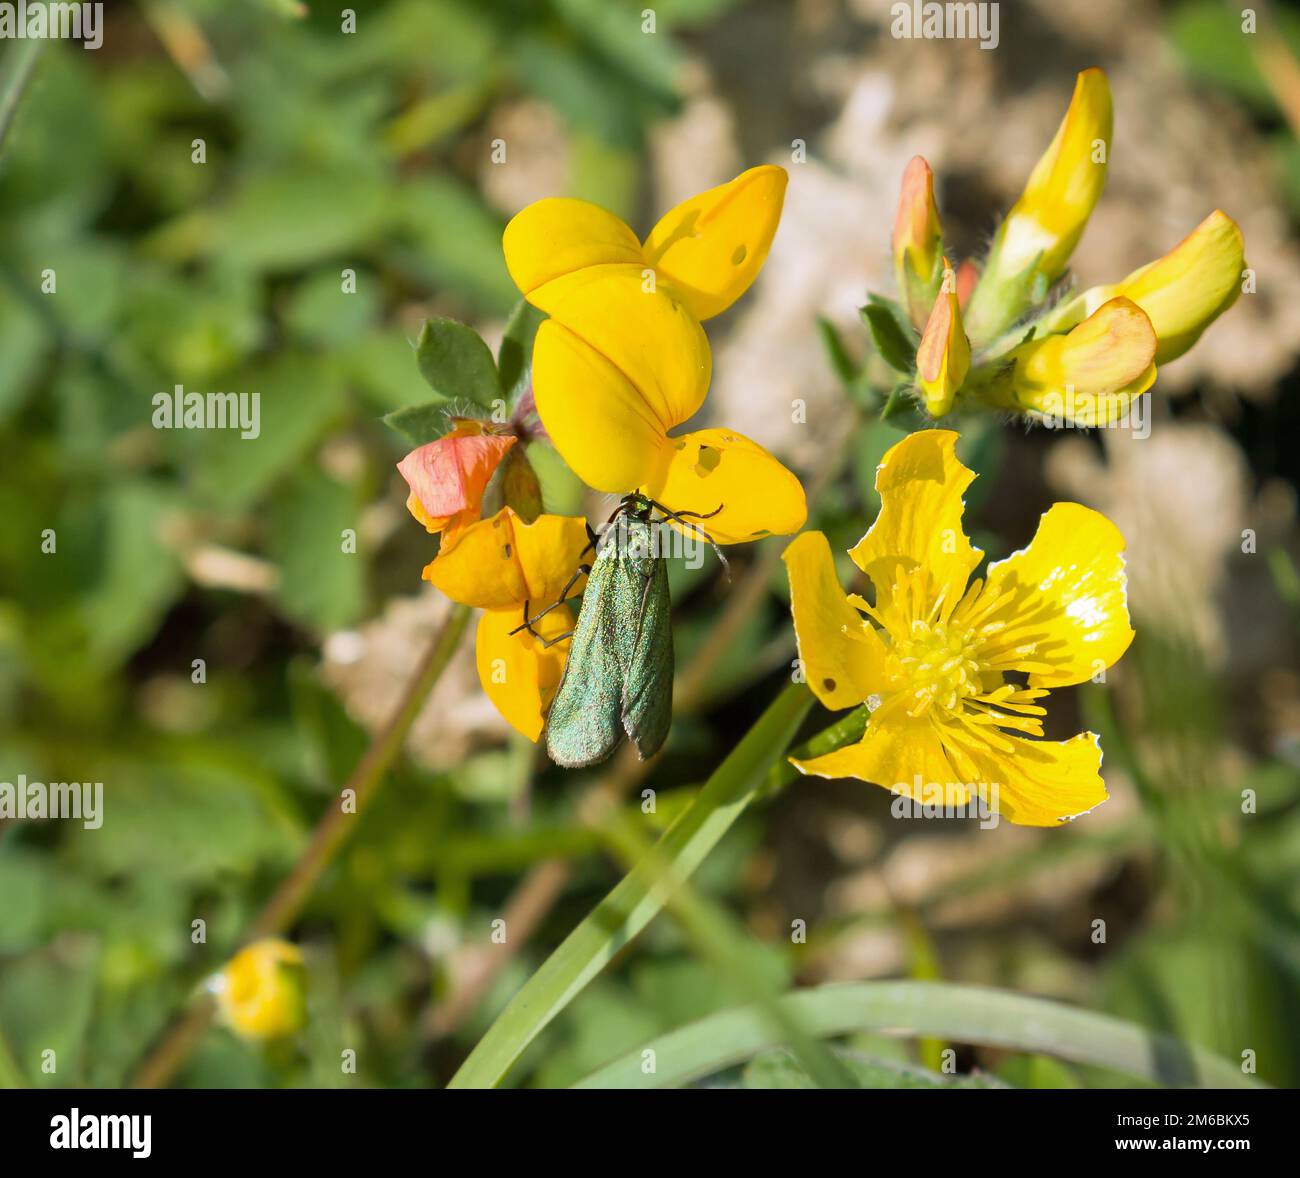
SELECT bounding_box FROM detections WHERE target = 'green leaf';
[447,683,813,1088]
[861,300,916,373]
[815,315,857,387]
[571,981,1263,1089]
[497,299,546,402]
[381,399,454,447]
[416,316,500,407]
[744,1047,1010,1089]
[268,468,367,632]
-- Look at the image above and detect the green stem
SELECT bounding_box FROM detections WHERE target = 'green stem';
[0,33,43,155]
[572,981,1262,1089]
[447,682,814,1088]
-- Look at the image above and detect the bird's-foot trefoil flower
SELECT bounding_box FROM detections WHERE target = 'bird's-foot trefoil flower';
[783,430,1134,827]
[210,939,307,1041]
[502,167,807,544]
[425,506,590,741]
[867,69,1244,430]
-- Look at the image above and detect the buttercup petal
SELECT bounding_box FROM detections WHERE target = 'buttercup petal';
[848,430,982,621]
[530,263,711,434]
[424,508,589,610]
[940,726,1108,826]
[502,197,643,297]
[643,165,787,320]
[532,317,675,494]
[642,427,807,545]
[476,603,573,742]
[782,531,890,710]
[971,503,1134,687]
[793,710,969,810]
[214,939,307,1041]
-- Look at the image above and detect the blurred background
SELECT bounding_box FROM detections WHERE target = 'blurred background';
[1,0,1298,1088]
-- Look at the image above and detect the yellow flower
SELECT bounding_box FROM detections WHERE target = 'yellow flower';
[982,296,1158,426]
[502,168,806,545]
[423,506,589,741]
[783,430,1133,827]
[914,259,969,417]
[212,939,306,1041]
[965,68,1112,340]
[892,155,944,329]
[422,507,589,610]
[475,602,574,742]
[1043,210,1246,365]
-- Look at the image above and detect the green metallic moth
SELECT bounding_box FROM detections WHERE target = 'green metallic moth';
[515,493,723,769]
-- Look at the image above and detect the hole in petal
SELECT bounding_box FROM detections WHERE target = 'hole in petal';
[502,544,512,559]
[822,677,837,692]
[731,244,747,265]
[693,446,722,476]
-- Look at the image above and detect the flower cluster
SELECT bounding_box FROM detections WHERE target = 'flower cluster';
[888,69,1245,426]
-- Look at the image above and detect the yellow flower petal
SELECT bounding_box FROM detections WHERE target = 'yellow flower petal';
[1000,297,1157,426]
[532,317,674,494]
[530,263,711,434]
[1104,210,1245,365]
[915,262,970,417]
[502,197,643,297]
[998,67,1112,284]
[782,530,890,710]
[792,710,970,810]
[642,427,807,545]
[424,508,589,610]
[214,939,306,1041]
[972,503,1134,688]
[476,603,573,742]
[642,165,788,321]
[848,429,981,621]
[940,726,1108,826]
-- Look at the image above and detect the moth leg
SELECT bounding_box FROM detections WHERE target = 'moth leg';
[509,563,591,637]
[643,498,730,580]
[535,628,575,649]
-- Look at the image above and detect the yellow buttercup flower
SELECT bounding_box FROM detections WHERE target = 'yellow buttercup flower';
[502,167,806,545]
[965,68,1112,341]
[783,430,1134,827]
[1042,210,1246,366]
[212,939,306,1041]
[914,259,969,417]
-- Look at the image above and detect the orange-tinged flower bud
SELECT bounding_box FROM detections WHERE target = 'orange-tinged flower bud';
[915,262,970,417]
[397,424,516,544]
[212,939,306,1042]
[892,156,944,328]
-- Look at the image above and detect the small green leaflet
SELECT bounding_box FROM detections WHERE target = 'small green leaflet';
[543,496,674,769]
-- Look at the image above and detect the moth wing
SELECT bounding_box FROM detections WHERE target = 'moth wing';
[545,558,626,768]
[621,557,673,761]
